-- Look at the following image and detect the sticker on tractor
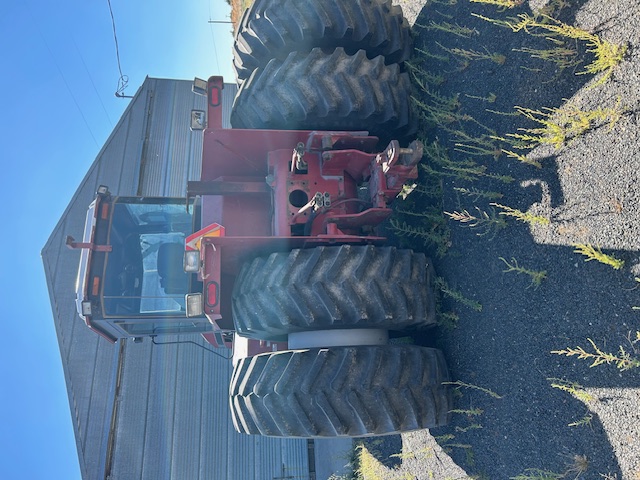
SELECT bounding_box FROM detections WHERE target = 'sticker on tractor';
[185,223,225,251]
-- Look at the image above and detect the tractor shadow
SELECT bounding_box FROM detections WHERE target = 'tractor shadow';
[380,0,640,478]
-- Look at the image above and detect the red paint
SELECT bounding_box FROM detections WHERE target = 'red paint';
[73,77,422,353]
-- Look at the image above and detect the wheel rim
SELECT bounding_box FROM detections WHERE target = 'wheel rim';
[288,328,388,349]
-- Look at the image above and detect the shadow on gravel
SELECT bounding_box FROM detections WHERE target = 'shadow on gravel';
[382,0,639,478]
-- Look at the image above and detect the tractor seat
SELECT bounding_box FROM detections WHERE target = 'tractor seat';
[157,242,188,295]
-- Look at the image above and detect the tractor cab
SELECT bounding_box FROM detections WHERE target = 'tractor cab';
[68,186,222,344]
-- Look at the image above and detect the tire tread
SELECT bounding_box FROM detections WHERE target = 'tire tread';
[230,48,415,137]
[229,345,451,437]
[232,245,436,340]
[233,0,412,83]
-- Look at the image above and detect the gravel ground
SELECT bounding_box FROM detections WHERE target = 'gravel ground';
[362,1,640,479]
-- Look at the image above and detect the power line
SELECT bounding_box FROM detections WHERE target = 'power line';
[24,1,101,149]
[106,0,131,98]
[207,0,222,73]
[70,35,114,127]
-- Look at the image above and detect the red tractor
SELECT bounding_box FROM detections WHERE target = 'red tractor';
[69,0,451,438]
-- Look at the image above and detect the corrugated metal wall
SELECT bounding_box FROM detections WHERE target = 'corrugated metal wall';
[43,78,310,480]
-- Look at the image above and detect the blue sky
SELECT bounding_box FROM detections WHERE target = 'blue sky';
[0,1,234,477]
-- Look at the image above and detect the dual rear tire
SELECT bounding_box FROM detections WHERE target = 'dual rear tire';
[229,247,450,437]
[230,0,416,138]
[228,1,449,438]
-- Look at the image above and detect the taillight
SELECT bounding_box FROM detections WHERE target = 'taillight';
[209,86,221,107]
[205,281,219,307]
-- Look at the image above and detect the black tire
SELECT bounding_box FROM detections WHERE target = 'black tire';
[232,245,436,340]
[233,0,412,84]
[229,345,450,437]
[230,48,415,138]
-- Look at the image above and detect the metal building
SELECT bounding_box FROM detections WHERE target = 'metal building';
[42,77,318,480]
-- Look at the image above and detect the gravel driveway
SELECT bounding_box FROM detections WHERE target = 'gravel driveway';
[365,1,640,478]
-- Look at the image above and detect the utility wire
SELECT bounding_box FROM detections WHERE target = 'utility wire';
[207,0,222,73]
[106,0,130,98]
[71,35,114,127]
[24,1,100,149]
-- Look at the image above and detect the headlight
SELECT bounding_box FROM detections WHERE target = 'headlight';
[183,250,201,273]
[190,110,206,131]
[192,77,208,96]
[185,293,203,317]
